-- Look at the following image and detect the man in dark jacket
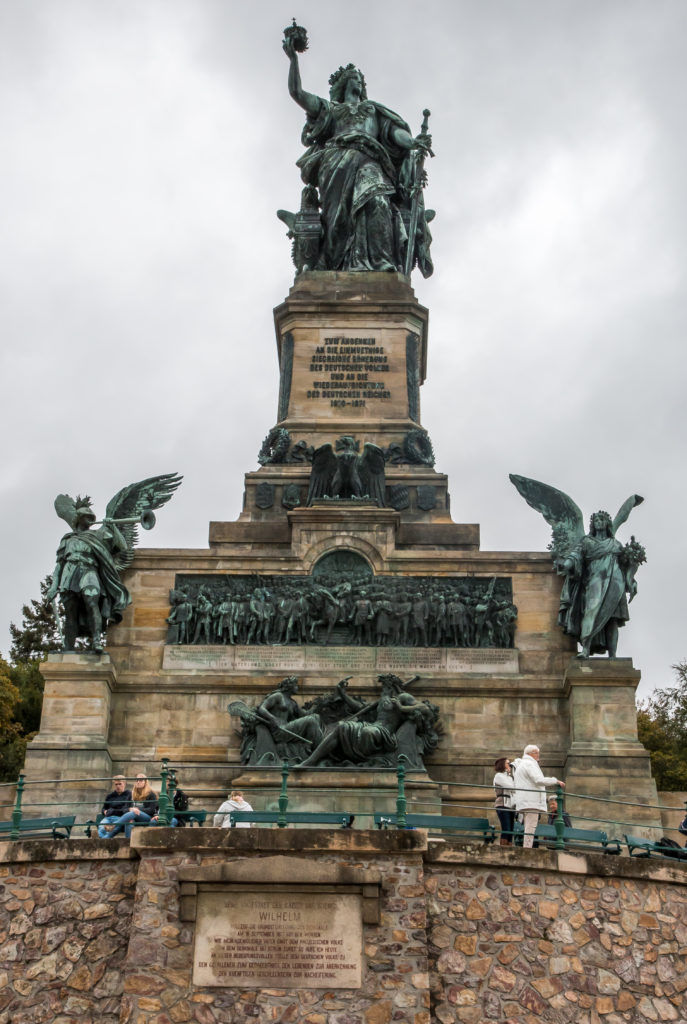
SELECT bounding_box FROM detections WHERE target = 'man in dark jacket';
[98,775,132,838]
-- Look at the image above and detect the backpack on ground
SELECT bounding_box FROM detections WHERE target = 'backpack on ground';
[657,836,685,858]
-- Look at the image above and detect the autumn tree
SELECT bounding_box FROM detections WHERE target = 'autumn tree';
[637,661,687,790]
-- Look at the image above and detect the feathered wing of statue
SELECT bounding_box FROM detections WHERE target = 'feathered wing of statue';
[46,473,182,653]
[509,474,646,658]
[306,437,386,506]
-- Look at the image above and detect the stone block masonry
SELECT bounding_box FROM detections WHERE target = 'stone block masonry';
[1,830,686,1023]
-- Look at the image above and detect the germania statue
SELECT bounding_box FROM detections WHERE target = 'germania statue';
[46,473,182,652]
[279,21,434,277]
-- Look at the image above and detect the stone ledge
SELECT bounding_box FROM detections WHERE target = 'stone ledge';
[425,838,687,884]
[209,521,293,545]
[178,855,381,886]
[396,522,479,549]
[3,832,686,887]
[0,837,137,863]
[130,825,427,854]
[564,656,641,687]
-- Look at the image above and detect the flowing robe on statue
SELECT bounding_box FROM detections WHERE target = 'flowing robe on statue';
[297,99,432,275]
[54,529,131,628]
[558,534,629,655]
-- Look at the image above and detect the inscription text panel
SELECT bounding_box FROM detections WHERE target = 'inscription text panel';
[193,891,362,989]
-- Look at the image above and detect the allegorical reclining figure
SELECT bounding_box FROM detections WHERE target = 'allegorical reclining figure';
[228,674,440,771]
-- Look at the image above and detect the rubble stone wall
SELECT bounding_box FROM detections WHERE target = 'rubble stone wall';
[424,850,687,1024]
[0,833,685,1024]
[0,842,137,1024]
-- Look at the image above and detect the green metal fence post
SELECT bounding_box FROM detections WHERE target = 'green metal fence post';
[278,762,289,827]
[396,760,407,829]
[10,774,25,840]
[167,769,177,825]
[554,784,565,851]
[157,759,170,826]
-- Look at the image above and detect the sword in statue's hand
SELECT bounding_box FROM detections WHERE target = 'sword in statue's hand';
[227,700,315,749]
[404,109,434,278]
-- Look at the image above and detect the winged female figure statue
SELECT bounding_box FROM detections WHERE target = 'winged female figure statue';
[509,474,646,658]
[46,473,182,653]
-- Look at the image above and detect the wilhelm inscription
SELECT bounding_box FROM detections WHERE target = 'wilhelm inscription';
[164,644,519,674]
[193,891,362,989]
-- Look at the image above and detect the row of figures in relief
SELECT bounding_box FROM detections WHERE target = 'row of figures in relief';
[229,674,441,770]
[167,575,517,649]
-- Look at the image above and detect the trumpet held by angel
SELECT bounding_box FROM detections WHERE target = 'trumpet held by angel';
[46,473,182,653]
[510,474,646,659]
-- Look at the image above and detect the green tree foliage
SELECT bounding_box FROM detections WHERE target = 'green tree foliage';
[0,577,62,781]
[637,661,687,790]
[0,657,25,782]
[9,577,62,661]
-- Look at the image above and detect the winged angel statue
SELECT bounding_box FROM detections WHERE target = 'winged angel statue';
[510,474,646,658]
[307,435,386,506]
[46,473,182,653]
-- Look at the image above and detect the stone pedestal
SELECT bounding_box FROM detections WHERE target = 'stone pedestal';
[232,767,443,825]
[273,271,428,441]
[563,657,660,835]
[234,272,454,524]
[22,653,116,820]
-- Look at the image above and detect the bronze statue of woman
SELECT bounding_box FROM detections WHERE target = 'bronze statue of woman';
[283,28,433,276]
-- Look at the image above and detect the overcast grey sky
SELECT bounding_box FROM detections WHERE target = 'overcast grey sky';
[1,1,685,700]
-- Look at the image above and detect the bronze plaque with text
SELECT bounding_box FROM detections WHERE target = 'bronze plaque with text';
[193,890,362,989]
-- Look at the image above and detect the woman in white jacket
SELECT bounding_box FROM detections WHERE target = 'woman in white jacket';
[513,745,565,848]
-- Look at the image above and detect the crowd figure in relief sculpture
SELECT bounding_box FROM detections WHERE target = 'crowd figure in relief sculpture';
[167,574,517,650]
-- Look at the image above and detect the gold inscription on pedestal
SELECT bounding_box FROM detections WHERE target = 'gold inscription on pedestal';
[305,646,376,671]
[162,646,236,671]
[234,647,306,671]
[162,645,519,675]
[306,335,391,409]
[193,891,362,989]
[377,648,444,672]
[446,649,519,674]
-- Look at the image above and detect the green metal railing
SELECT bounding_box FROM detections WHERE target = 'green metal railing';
[2,762,685,853]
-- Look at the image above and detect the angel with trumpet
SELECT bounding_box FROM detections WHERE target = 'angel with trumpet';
[46,473,182,653]
[510,474,646,659]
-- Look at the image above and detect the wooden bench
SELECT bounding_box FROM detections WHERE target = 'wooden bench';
[374,813,495,844]
[0,815,76,840]
[533,823,621,854]
[625,834,687,860]
[229,811,355,828]
[512,821,620,854]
